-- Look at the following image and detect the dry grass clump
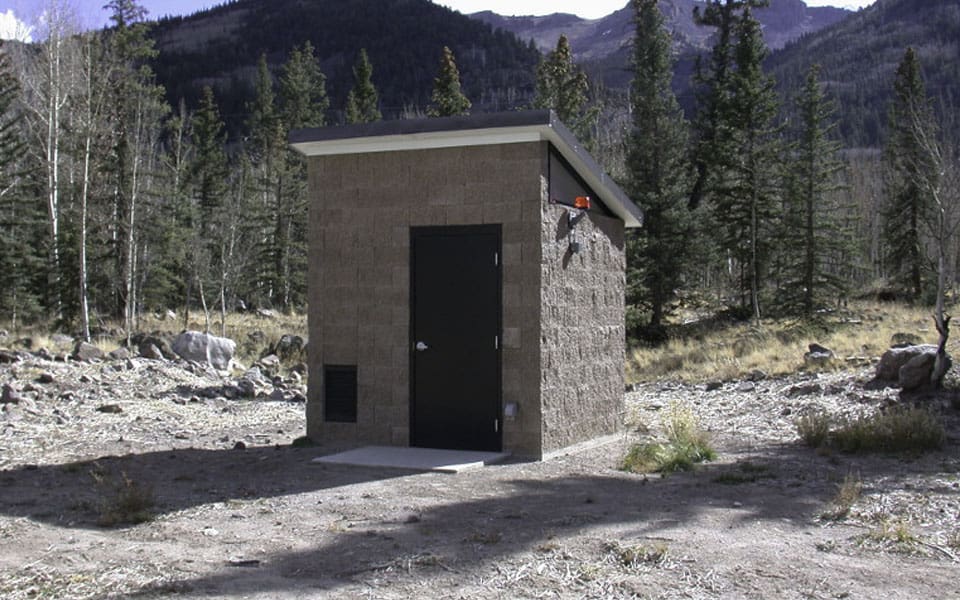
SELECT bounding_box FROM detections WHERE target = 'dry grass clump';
[622,402,716,474]
[627,301,945,383]
[90,465,155,527]
[820,472,863,521]
[796,406,945,454]
[795,409,832,448]
[604,541,669,567]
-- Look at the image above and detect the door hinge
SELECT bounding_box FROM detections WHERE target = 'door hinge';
[494,252,499,266]
[494,335,499,350]
[494,419,499,433]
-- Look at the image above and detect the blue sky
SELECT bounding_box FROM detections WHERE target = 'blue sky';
[0,0,878,42]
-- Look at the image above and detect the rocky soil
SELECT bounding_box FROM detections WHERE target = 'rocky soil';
[1,348,959,599]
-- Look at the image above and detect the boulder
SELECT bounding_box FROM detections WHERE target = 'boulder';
[804,343,834,366]
[1,383,21,404]
[140,343,164,360]
[108,347,133,361]
[173,331,237,371]
[72,341,105,362]
[270,334,305,361]
[875,344,938,381]
[172,331,236,371]
[899,352,936,391]
[132,333,176,360]
[0,350,20,364]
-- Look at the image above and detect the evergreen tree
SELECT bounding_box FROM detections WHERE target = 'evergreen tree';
[690,0,768,209]
[189,86,229,324]
[533,34,595,143]
[427,46,470,117]
[778,64,850,315]
[0,39,41,326]
[279,42,329,130]
[883,47,936,301]
[102,0,168,332]
[274,42,329,309]
[625,0,696,337]
[712,5,782,320]
[345,49,381,124]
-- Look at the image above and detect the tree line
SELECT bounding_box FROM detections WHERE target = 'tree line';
[0,0,957,345]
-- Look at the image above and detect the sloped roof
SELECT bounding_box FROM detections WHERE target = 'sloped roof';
[289,110,642,228]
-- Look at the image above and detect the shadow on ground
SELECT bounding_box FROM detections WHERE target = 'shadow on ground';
[2,435,952,597]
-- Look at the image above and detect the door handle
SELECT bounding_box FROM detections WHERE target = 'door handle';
[415,341,429,351]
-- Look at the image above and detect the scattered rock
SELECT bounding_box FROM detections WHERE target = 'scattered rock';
[258,354,281,371]
[96,404,123,414]
[140,343,164,361]
[247,330,267,345]
[804,343,834,367]
[34,348,53,361]
[172,331,237,371]
[108,347,133,361]
[786,383,821,397]
[875,344,938,381]
[779,406,793,417]
[236,378,257,399]
[1,383,22,404]
[269,334,305,361]
[36,372,54,384]
[255,308,277,319]
[736,381,756,393]
[0,350,20,364]
[268,389,286,402]
[72,341,105,362]
[747,369,767,382]
[705,381,723,392]
[233,441,247,450]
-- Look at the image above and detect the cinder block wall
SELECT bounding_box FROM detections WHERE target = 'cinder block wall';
[539,195,626,454]
[307,142,546,457]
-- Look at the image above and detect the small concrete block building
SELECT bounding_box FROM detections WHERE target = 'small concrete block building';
[290,110,642,459]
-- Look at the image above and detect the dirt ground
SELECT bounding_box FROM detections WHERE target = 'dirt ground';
[1,353,959,599]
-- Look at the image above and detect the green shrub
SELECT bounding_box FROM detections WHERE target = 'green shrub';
[622,401,716,474]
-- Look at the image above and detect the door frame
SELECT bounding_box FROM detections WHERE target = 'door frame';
[409,224,503,450]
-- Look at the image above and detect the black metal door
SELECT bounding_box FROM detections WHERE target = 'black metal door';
[411,225,501,451]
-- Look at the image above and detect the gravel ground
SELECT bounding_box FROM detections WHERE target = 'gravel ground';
[1,352,959,599]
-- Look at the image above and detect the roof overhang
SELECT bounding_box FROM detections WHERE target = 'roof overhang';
[290,110,642,228]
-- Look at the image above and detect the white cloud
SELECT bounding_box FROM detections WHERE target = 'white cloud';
[0,9,32,42]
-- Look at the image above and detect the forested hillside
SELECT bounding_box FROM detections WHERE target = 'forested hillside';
[150,0,539,131]
[767,0,960,147]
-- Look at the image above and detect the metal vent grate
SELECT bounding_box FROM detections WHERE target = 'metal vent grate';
[324,365,357,423]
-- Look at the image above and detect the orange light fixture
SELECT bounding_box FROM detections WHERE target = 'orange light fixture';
[574,196,591,210]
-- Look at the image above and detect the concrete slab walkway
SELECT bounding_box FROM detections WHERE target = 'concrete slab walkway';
[311,446,511,473]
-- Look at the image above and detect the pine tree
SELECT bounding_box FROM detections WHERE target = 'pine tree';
[427,46,470,117]
[275,42,329,309]
[690,0,769,205]
[625,0,696,337]
[189,86,229,326]
[345,49,381,124]
[712,5,782,321]
[102,0,168,333]
[778,64,849,315]
[883,47,936,301]
[279,42,329,130]
[0,39,41,326]
[533,34,595,143]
